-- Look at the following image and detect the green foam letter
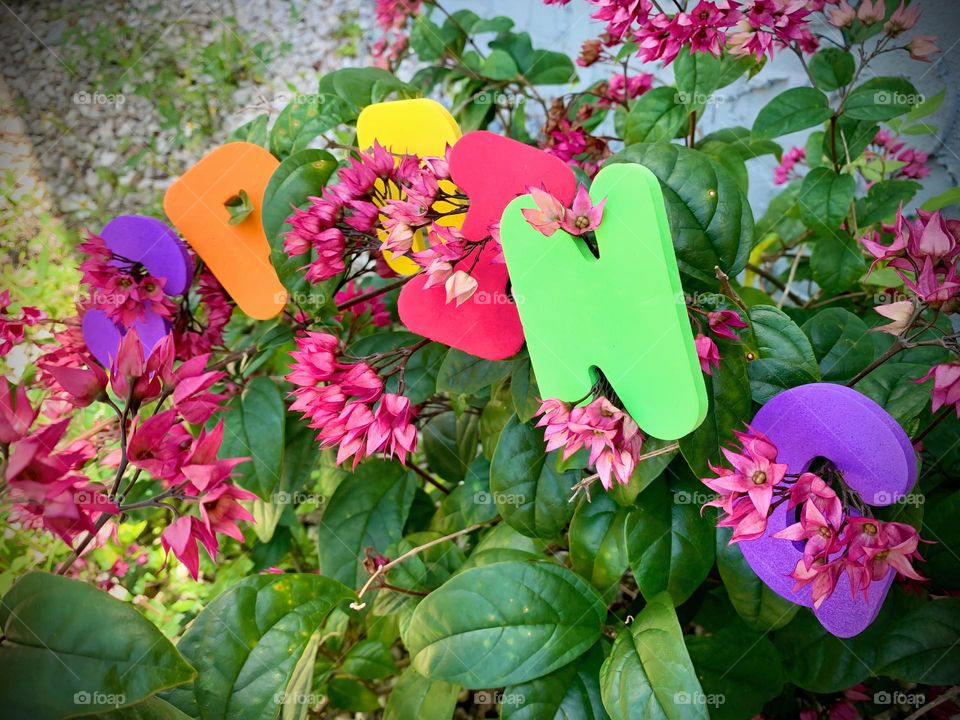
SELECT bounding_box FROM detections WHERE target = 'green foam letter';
[499,163,707,440]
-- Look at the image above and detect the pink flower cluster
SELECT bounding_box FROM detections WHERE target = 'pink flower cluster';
[334,281,391,327]
[692,309,748,374]
[522,184,605,237]
[173,269,233,359]
[917,363,960,418]
[371,0,422,68]
[79,233,177,327]
[861,206,960,306]
[597,72,653,107]
[773,146,806,186]
[702,428,925,607]
[287,332,417,467]
[0,289,43,357]
[535,396,645,489]
[728,0,818,60]
[871,130,931,181]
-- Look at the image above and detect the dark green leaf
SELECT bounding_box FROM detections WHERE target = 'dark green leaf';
[261,149,337,242]
[218,376,284,501]
[624,471,715,606]
[490,416,577,538]
[436,348,512,395]
[798,168,855,235]
[482,48,519,80]
[674,52,722,112]
[752,87,832,139]
[843,77,920,121]
[341,639,398,680]
[624,87,688,145]
[802,308,874,382]
[327,676,380,712]
[854,363,932,426]
[511,354,541,423]
[600,593,707,720]
[855,179,921,227]
[228,114,269,147]
[406,561,606,687]
[607,144,753,285]
[422,410,480,484]
[809,48,855,91]
[810,232,866,294]
[384,667,459,720]
[874,599,960,683]
[0,573,194,719]
[747,305,820,403]
[315,460,416,586]
[502,641,609,720]
[569,493,630,601]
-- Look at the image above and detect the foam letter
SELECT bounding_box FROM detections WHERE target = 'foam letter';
[499,163,707,440]
[163,142,286,320]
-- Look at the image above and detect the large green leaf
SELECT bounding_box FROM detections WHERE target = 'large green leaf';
[435,348,512,395]
[219,376,285,501]
[624,470,715,606]
[843,77,920,121]
[752,87,832,139]
[747,305,820,404]
[855,179,921,227]
[315,460,417,586]
[808,48,855,91]
[0,573,194,719]
[569,493,630,601]
[798,168,855,235]
[801,308,874,382]
[607,144,753,285]
[164,575,352,720]
[674,52,722,112]
[854,363,932,426]
[600,592,707,720]
[715,528,799,631]
[261,149,337,242]
[383,667,459,720]
[405,561,606,687]
[490,416,577,538]
[874,598,960,683]
[810,232,866,294]
[77,697,194,719]
[502,641,609,720]
[422,410,480,484]
[685,623,784,720]
[624,87,688,145]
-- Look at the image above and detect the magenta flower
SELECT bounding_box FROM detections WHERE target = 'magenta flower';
[774,498,844,570]
[366,393,417,464]
[916,363,960,417]
[161,515,219,580]
[522,187,567,236]
[560,185,605,236]
[199,482,257,543]
[695,334,721,374]
[0,382,38,444]
[706,309,747,340]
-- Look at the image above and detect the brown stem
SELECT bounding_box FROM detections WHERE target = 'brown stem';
[714,266,748,314]
[914,406,953,444]
[746,263,806,306]
[408,461,450,494]
[336,278,407,312]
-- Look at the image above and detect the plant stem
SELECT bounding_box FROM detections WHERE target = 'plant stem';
[352,518,500,607]
[914,406,953,444]
[336,278,407,312]
[408,461,450,494]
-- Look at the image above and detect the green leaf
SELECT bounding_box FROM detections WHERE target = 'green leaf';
[843,77,920,121]
[716,528,799,631]
[600,592,707,720]
[315,460,417,586]
[624,471,715,606]
[422,410,480,484]
[854,363,932,426]
[569,493,630,601]
[268,95,331,160]
[802,308,874,382]
[855,179,921,227]
[482,48,519,80]
[218,376,284,501]
[747,305,820,404]
[608,437,677,507]
[431,456,498,533]
[679,336,752,477]
[228,114,269,147]
[874,599,960,683]
[406,561,606,687]
[490,416,577,538]
[341,639,398,680]
[164,575,351,720]
[808,48,855,91]
[810,232,866,294]
[752,87,832,139]
[686,624,784,720]
[607,144,753,285]
[827,116,879,164]
[490,31,576,85]
[326,676,379,712]
[920,186,960,212]
[923,491,960,589]
[698,126,782,162]
[435,348,512,395]
[0,572,194,719]
[77,697,194,720]
[384,667,459,720]
[798,168,855,235]
[511,354,541,423]
[674,52,722,112]
[502,641,609,720]
[624,87,688,145]
[262,149,337,242]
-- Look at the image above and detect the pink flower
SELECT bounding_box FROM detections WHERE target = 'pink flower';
[775,497,844,569]
[589,0,653,41]
[701,427,788,523]
[40,363,108,408]
[908,35,939,62]
[635,12,688,64]
[335,362,384,403]
[560,185,605,236]
[916,363,960,416]
[0,290,44,357]
[695,334,721,374]
[773,146,805,185]
[334,282,391,327]
[828,0,856,27]
[857,0,886,24]
[180,422,249,493]
[599,72,653,106]
[522,187,567,236]
[707,309,747,340]
[787,472,843,528]
[0,382,39,444]
[320,401,376,468]
[366,393,417,464]
[199,482,256,542]
[445,270,479,306]
[872,300,914,335]
[161,515,219,580]
[790,557,842,608]
[886,1,921,34]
